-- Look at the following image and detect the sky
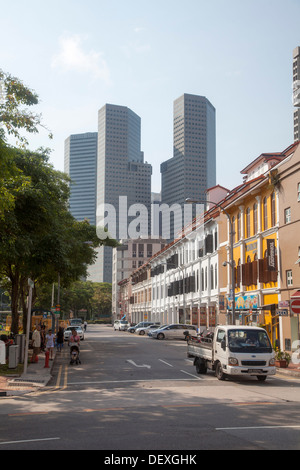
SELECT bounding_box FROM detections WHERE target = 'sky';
[0,0,299,193]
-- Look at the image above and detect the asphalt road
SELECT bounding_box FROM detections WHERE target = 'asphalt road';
[1,324,300,453]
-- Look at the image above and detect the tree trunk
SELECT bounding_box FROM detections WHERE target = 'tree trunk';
[10,267,20,335]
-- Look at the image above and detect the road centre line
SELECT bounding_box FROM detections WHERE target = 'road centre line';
[0,437,60,446]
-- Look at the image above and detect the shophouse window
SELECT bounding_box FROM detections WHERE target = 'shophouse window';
[286,270,293,287]
[253,203,258,234]
[246,208,251,238]
[285,207,291,224]
[271,192,276,227]
[263,197,268,231]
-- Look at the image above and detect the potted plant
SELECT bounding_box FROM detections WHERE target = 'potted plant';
[275,348,291,368]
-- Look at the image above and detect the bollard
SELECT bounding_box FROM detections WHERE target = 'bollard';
[44,351,50,368]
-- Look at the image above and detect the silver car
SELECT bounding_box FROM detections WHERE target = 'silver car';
[151,324,197,340]
[135,324,161,336]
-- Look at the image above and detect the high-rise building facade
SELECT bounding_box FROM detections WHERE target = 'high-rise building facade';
[293,47,300,142]
[64,132,98,225]
[160,93,216,239]
[96,104,152,282]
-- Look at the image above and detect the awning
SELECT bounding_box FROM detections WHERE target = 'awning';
[292,290,300,298]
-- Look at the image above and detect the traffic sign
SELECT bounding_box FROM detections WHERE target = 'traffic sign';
[291,299,300,315]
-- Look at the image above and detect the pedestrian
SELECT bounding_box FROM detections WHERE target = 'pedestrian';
[31,325,41,363]
[56,326,64,352]
[40,324,46,351]
[45,328,55,360]
[84,321,87,332]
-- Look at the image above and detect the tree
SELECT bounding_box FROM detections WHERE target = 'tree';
[91,283,112,318]
[0,69,52,146]
[0,69,119,333]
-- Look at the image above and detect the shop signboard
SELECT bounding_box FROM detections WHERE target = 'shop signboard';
[228,294,259,311]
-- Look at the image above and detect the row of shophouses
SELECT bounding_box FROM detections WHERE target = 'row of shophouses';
[117,141,300,352]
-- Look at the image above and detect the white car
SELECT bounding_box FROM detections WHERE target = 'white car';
[64,326,85,341]
[113,320,129,331]
[151,324,197,340]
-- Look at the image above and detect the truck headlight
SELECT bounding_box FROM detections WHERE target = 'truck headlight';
[269,358,275,366]
[228,357,238,366]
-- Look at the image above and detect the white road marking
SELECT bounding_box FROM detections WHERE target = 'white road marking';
[216,425,300,431]
[180,370,203,380]
[159,359,174,367]
[0,437,60,446]
[127,360,151,369]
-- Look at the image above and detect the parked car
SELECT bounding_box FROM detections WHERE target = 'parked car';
[127,321,158,333]
[64,326,85,341]
[147,324,168,337]
[151,324,197,340]
[135,324,161,335]
[113,320,129,331]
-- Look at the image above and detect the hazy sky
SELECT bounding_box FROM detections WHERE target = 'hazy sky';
[0,0,299,193]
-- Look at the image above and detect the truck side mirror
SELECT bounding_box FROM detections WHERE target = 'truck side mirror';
[221,339,226,351]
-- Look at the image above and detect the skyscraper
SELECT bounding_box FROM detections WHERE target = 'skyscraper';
[160,93,216,239]
[96,104,152,282]
[293,47,300,142]
[64,132,98,225]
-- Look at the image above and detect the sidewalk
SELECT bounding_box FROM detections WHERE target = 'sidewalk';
[0,350,55,397]
[275,362,300,378]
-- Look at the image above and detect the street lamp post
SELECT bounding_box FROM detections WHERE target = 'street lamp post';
[185,198,236,324]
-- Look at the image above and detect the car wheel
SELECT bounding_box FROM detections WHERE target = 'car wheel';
[139,330,145,335]
[157,333,165,340]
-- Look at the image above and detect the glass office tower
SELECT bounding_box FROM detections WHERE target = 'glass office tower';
[161,93,216,239]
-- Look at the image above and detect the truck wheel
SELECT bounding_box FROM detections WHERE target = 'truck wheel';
[195,359,207,375]
[216,362,226,381]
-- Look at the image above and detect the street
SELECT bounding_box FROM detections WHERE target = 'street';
[1,324,300,451]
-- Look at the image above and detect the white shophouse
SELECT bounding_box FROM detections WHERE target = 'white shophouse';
[150,212,221,331]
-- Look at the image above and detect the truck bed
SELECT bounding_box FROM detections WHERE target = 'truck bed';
[187,336,213,360]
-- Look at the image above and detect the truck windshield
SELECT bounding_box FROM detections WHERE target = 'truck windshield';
[228,329,272,353]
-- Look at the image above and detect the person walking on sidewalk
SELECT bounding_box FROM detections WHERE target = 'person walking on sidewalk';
[31,325,41,363]
[45,329,55,360]
[56,327,64,352]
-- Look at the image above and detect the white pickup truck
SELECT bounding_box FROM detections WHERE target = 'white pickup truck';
[187,325,276,382]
